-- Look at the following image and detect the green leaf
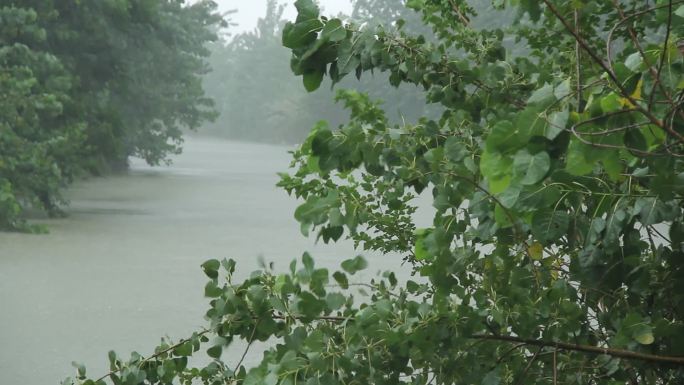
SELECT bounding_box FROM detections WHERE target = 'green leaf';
[414,228,432,260]
[264,372,278,385]
[480,150,512,194]
[531,209,571,245]
[516,107,547,138]
[565,138,594,175]
[527,83,554,104]
[333,271,349,289]
[624,128,647,153]
[204,280,223,298]
[303,69,325,92]
[633,327,655,345]
[547,109,568,139]
[624,52,643,72]
[337,36,362,76]
[294,0,320,21]
[513,150,551,185]
[489,175,512,195]
[675,5,684,17]
[494,204,513,228]
[201,259,221,279]
[486,120,520,153]
[600,93,622,113]
[325,293,346,310]
[207,345,222,359]
[623,313,656,345]
[322,19,346,42]
[498,183,522,208]
[444,137,467,161]
[340,256,367,274]
[554,79,572,100]
[297,291,325,318]
[302,252,315,272]
[282,19,323,49]
[528,242,543,260]
[482,368,501,385]
[173,342,193,357]
[71,362,86,379]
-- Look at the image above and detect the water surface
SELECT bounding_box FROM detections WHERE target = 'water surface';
[0,137,381,384]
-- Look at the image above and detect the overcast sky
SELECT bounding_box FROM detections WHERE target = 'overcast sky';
[215,0,353,32]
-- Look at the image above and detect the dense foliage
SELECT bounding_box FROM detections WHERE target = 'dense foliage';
[66,0,684,384]
[0,0,223,230]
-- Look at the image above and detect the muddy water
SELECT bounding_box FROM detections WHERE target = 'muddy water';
[0,137,422,385]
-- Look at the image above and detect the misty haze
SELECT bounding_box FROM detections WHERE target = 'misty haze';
[2,1,683,385]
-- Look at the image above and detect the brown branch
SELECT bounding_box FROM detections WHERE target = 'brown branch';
[574,121,649,136]
[447,0,471,27]
[269,315,684,366]
[496,342,528,364]
[569,116,682,157]
[565,109,672,156]
[95,329,212,382]
[574,9,584,112]
[540,0,684,143]
[271,314,350,322]
[652,0,674,109]
[232,319,260,377]
[90,315,684,384]
[513,346,543,385]
[606,0,678,110]
[553,348,558,385]
[472,334,684,365]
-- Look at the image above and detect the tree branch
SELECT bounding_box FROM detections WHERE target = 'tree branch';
[95,329,212,382]
[232,318,260,377]
[541,0,684,143]
[472,334,684,365]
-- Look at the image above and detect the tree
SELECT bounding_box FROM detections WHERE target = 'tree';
[0,1,223,231]
[32,0,223,170]
[65,1,684,384]
[0,5,85,229]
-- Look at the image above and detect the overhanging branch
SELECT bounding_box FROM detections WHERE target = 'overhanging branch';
[472,334,684,365]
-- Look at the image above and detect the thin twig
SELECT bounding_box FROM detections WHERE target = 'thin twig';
[513,346,543,385]
[553,348,558,385]
[447,0,470,26]
[651,0,674,109]
[606,0,677,110]
[95,329,212,382]
[574,9,584,112]
[497,343,528,364]
[233,319,261,377]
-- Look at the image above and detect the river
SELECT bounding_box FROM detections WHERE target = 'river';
[0,137,428,385]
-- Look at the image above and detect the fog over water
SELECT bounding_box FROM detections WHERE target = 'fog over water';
[0,137,428,385]
[214,0,352,32]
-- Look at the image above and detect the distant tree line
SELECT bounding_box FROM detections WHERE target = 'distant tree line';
[202,0,441,145]
[0,0,223,231]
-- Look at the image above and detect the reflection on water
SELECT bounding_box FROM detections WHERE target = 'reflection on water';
[0,137,373,385]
